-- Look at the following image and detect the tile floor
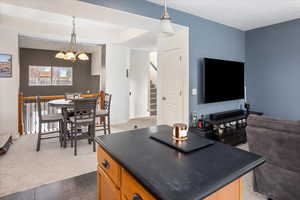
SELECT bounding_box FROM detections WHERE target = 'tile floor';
[0,172,96,200]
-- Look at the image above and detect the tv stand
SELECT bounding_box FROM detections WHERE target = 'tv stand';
[190,110,248,146]
[207,110,247,146]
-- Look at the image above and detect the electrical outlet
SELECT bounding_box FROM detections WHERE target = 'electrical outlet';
[192,88,197,96]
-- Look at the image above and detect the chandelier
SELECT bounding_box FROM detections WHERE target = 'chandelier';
[55,16,89,61]
[160,0,174,36]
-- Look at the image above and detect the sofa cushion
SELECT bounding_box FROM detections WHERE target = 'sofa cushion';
[253,162,300,200]
[247,114,300,135]
[247,125,300,173]
[247,114,300,199]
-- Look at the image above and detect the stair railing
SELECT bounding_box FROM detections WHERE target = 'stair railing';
[18,92,105,136]
[148,62,158,115]
[150,62,158,71]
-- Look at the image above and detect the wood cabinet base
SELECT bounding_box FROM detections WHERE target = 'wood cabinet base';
[203,179,243,200]
[97,146,243,200]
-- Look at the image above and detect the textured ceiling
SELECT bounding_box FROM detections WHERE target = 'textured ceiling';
[148,0,300,30]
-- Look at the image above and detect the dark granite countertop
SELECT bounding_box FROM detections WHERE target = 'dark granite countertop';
[95,125,265,200]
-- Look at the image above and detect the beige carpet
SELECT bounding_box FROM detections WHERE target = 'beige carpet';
[238,144,267,200]
[0,117,156,197]
[0,117,266,199]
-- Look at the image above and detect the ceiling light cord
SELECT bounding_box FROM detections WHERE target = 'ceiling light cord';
[161,0,171,20]
[160,0,174,36]
[70,16,77,52]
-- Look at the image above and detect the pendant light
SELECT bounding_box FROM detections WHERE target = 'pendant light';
[55,51,65,59]
[77,52,89,60]
[55,16,89,61]
[161,0,174,36]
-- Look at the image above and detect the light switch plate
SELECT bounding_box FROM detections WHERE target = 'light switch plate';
[192,88,197,96]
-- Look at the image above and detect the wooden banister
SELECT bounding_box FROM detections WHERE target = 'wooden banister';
[23,95,64,101]
[22,93,103,101]
[99,91,105,109]
[18,92,24,136]
[99,91,105,124]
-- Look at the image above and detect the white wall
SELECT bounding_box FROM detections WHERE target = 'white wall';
[105,44,130,124]
[149,51,157,85]
[0,28,19,137]
[91,46,102,76]
[129,50,150,119]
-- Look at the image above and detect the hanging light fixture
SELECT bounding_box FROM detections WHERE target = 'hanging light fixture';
[64,51,76,61]
[55,51,65,59]
[77,52,89,60]
[55,16,89,61]
[160,0,174,36]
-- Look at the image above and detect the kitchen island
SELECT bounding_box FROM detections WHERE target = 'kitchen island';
[95,125,264,200]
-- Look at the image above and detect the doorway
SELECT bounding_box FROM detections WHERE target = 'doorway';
[157,29,189,125]
[129,51,158,121]
[159,49,184,125]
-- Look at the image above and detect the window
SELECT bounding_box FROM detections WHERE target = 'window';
[29,66,73,86]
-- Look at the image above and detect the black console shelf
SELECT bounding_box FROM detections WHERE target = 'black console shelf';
[207,110,248,146]
[191,110,249,146]
[206,114,247,125]
[190,110,263,146]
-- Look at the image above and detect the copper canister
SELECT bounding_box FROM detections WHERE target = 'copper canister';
[173,123,188,141]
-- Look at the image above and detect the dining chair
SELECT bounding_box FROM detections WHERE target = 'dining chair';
[60,106,74,149]
[36,97,63,151]
[70,97,97,156]
[96,93,112,135]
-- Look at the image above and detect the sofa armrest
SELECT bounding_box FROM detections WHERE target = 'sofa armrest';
[247,115,300,135]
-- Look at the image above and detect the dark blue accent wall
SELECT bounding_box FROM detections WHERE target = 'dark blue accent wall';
[246,19,300,120]
[81,0,245,117]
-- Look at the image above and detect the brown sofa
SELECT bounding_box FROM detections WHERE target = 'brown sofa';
[246,115,300,200]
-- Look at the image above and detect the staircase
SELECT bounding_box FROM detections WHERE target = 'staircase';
[149,81,157,116]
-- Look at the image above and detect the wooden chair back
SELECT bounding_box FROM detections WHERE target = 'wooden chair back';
[73,98,97,127]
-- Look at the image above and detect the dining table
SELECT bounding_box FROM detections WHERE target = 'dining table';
[48,97,101,148]
[48,99,75,124]
[48,99,74,108]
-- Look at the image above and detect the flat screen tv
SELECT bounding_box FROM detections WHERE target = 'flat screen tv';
[203,58,244,103]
